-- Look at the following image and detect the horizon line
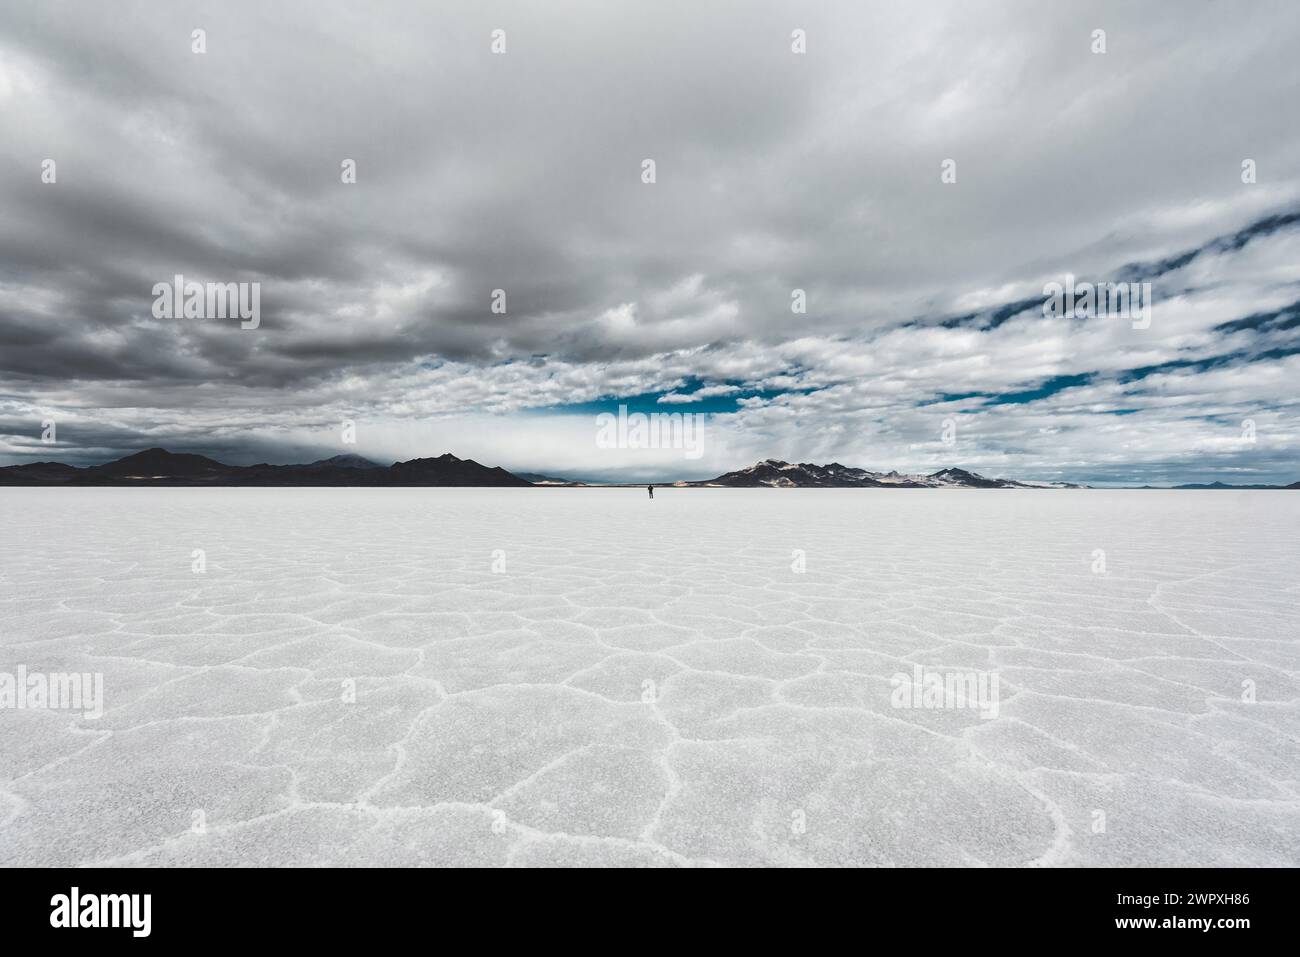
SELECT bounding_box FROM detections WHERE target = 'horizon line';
[3,445,1297,490]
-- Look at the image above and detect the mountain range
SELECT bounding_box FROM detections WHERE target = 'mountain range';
[1,449,1296,489]
[685,459,1083,489]
[1164,480,1300,490]
[0,448,529,487]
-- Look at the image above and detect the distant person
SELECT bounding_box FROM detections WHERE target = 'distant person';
[647,484,654,499]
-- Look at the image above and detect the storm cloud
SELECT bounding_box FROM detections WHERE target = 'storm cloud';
[1,0,1298,483]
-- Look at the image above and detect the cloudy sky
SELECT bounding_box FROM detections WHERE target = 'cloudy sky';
[2,0,1298,484]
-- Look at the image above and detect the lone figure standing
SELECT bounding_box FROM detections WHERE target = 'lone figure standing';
[647,484,654,499]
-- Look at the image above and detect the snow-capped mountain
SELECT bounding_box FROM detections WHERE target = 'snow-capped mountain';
[692,459,1080,489]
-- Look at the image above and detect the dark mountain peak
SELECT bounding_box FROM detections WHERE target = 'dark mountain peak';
[397,452,469,466]
[388,453,531,486]
[304,454,383,470]
[112,447,208,462]
[395,453,452,467]
[8,461,76,471]
[91,447,232,477]
[0,461,79,482]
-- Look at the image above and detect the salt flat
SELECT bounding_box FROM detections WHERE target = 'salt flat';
[1,488,1297,867]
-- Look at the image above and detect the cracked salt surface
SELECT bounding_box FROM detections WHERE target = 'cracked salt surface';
[1,488,1297,867]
